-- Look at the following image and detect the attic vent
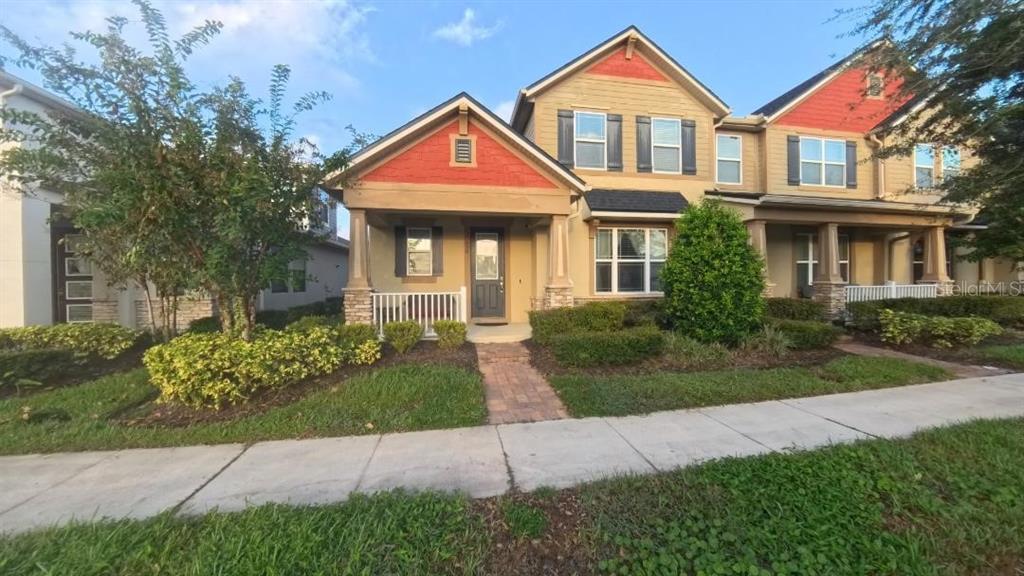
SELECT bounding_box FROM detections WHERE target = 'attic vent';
[454,138,473,163]
[867,74,884,97]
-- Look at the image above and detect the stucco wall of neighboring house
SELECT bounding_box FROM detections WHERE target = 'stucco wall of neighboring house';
[260,243,348,311]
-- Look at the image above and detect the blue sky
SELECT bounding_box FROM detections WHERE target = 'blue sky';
[1,0,868,238]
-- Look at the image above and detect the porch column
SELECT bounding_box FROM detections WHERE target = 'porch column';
[745,219,773,297]
[343,208,373,324]
[919,225,954,295]
[544,214,574,309]
[812,222,846,318]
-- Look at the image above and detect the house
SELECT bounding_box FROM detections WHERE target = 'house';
[0,70,349,330]
[327,26,1022,330]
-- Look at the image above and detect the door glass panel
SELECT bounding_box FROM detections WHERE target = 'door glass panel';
[475,233,499,280]
[66,304,93,323]
[66,280,93,299]
[63,234,85,254]
[65,257,92,276]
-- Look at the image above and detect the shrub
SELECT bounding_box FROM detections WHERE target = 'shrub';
[383,321,423,354]
[0,349,78,389]
[663,333,732,370]
[254,310,290,330]
[622,299,668,328]
[771,319,842,350]
[765,298,825,321]
[433,320,467,350]
[338,323,378,347]
[528,301,627,345]
[879,309,1002,348]
[285,297,343,324]
[661,201,765,344]
[285,315,332,332]
[741,323,793,356]
[187,316,221,334]
[0,323,140,359]
[549,327,665,367]
[849,295,1024,330]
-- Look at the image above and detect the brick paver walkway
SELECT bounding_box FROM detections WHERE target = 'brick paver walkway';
[476,342,568,424]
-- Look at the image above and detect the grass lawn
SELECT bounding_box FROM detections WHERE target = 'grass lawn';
[3,418,1021,575]
[0,364,486,455]
[976,344,1024,370]
[550,356,951,417]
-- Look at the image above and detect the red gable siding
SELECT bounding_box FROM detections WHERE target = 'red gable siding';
[361,120,557,189]
[586,47,668,82]
[775,67,911,133]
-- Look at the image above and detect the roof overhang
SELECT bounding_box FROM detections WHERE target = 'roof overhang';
[581,189,687,221]
[707,191,972,217]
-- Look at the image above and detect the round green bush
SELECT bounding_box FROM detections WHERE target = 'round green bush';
[383,321,423,354]
[432,320,467,350]
[661,201,765,345]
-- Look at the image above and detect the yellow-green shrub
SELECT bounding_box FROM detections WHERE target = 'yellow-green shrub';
[433,320,467,350]
[879,309,1002,348]
[0,323,141,359]
[383,321,423,354]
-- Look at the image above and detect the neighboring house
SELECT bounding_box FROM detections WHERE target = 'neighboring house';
[0,70,348,330]
[323,26,1022,327]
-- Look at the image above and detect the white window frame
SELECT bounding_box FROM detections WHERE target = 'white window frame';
[66,304,93,324]
[796,233,850,287]
[65,280,94,300]
[406,227,433,277]
[573,111,607,170]
[799,137,847,188]
[915,143,935,189]
[941,145,960,181]
[595,227,668,294]
[651,117,682,174]
[715,134,743,185]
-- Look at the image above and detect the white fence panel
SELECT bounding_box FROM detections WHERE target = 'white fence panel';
[845,282,938,306]
[371,287,466,339]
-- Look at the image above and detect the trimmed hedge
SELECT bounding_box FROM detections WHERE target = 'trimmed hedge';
[771,319,842,350]
[849,295,1024,330]
[383,321,423,354]
[528,301,627,345]
[433,320,467,350]
[765,298,826,321]
[548,327,665,367]
[622,299,668,328]
[0,323,141,360]
[0,349,78,388]
[879,309,1002,348]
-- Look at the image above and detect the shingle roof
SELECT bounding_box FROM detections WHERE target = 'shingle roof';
[584,189,688,214]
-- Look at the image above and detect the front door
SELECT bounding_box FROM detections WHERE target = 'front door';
[53,231,94,323]
[470,228,505,319]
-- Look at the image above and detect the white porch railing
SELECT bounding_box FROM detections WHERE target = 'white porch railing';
[845,281,938,305]
[371,287,467,338]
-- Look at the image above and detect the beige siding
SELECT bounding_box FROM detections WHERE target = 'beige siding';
[764,125,877,199]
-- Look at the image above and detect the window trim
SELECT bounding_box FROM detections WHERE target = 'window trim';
[573,110,607,170]
[940,145,960,182]
[651,117,682,174]
[799,136,847,188]
[406,226,434,277]
[595,227,668,295]
[795,233,850,287]
[65,303,93,324]
[915,143,936,189]
[715,133,743,185]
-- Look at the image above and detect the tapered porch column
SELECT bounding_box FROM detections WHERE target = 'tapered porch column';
[813,222,846,318]
[745,219,773,296]
[919,225,954,295]
[343,208,373,324]
[544,214,574,309]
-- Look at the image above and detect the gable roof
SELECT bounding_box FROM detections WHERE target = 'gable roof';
[870,93,931,132]
[323,92,587,193]
[753,40,887,121]
[510,26,730,132]
[585,189,687,214]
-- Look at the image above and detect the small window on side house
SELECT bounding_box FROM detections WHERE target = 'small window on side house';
[716,134,742,184]
[651,118,681,173]
[941,146,960,181]
[406,227,433,276]
[915,144,935,188]
[290,261,307,293]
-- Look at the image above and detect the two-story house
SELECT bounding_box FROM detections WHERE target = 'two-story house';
[328,26,1021,332]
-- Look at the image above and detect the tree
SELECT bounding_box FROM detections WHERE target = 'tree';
[848,0,1024,266]
[661,201,765,345]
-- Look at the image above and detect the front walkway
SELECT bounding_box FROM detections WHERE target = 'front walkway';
[476,342,568,424]
[2,373,1023,535]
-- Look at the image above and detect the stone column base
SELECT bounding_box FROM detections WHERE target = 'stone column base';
[812,281,846,319]
[543,285,574,309]
[343,288,373,325]
[762,283,776,298]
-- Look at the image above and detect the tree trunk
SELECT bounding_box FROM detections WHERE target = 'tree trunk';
[170,294,179,338]
[141,278,158,337]
[240,296,256,341]
[217,292,235,334]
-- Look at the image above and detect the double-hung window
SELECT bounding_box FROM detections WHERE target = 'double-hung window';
[574,111,606,169]
[716,134,742,184]
[915,144,935,188]
[595,228,667,294]
[651,118,681,173]
[406,227,433,276]
[799,137,846,187]
[941,146,960,181]
[795,233,850,294]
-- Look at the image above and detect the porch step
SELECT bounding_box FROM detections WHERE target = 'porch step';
[467,323,532,344]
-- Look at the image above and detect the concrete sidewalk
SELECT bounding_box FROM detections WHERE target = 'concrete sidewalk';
[2,373,1023,535]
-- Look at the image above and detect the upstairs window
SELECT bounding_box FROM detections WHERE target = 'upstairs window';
[716,134,742,184]
[651,118,681,173]
[800,137,846,187]
[574,111,606,169]
[406,227,433,276]
[941,146,961,181]
[915,144,935,188]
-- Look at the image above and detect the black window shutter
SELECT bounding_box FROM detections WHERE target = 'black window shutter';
[787,135,801,185]
[431,226,444,276]
[636,116,652,173]
[557,110,574,168]
[394,226,407,277]
[606,114,623,172]
[845,140,858,188]
[681,120,697,175]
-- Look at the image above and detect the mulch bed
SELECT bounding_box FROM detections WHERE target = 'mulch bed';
[117,341,480,429]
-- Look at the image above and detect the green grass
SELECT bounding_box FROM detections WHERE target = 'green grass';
[501,500,548,539]
[0,364,486,455]
[3,418,1021,575]
[976,344,1024,370]
[550,356,951,417]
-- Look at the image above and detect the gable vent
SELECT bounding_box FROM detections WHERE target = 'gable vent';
[454,138,473,163]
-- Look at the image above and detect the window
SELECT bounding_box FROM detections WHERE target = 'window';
[941,146,960,181]
[66,304,93,323]
[406,227,433,276]
[795,233,850,295]
[290,261,307,293]
[574,111,606,169]
[915,144,935,188]
[651,118,681,173]
[270,278,288,293]
[799,137,846,187]
[65,257,92,276]
[716,134,742,184]
[65,280,93,300]
[867,73,884,97]
[913,238,925,281]
[595,228,667,294]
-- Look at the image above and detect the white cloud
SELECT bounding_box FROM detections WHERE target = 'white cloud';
[433,8,500,47]
[493,100,515,122]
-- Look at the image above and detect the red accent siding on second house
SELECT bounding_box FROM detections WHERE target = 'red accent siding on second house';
[361,120,558,189]
[775,67,911,133]
[585,47,669,82]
